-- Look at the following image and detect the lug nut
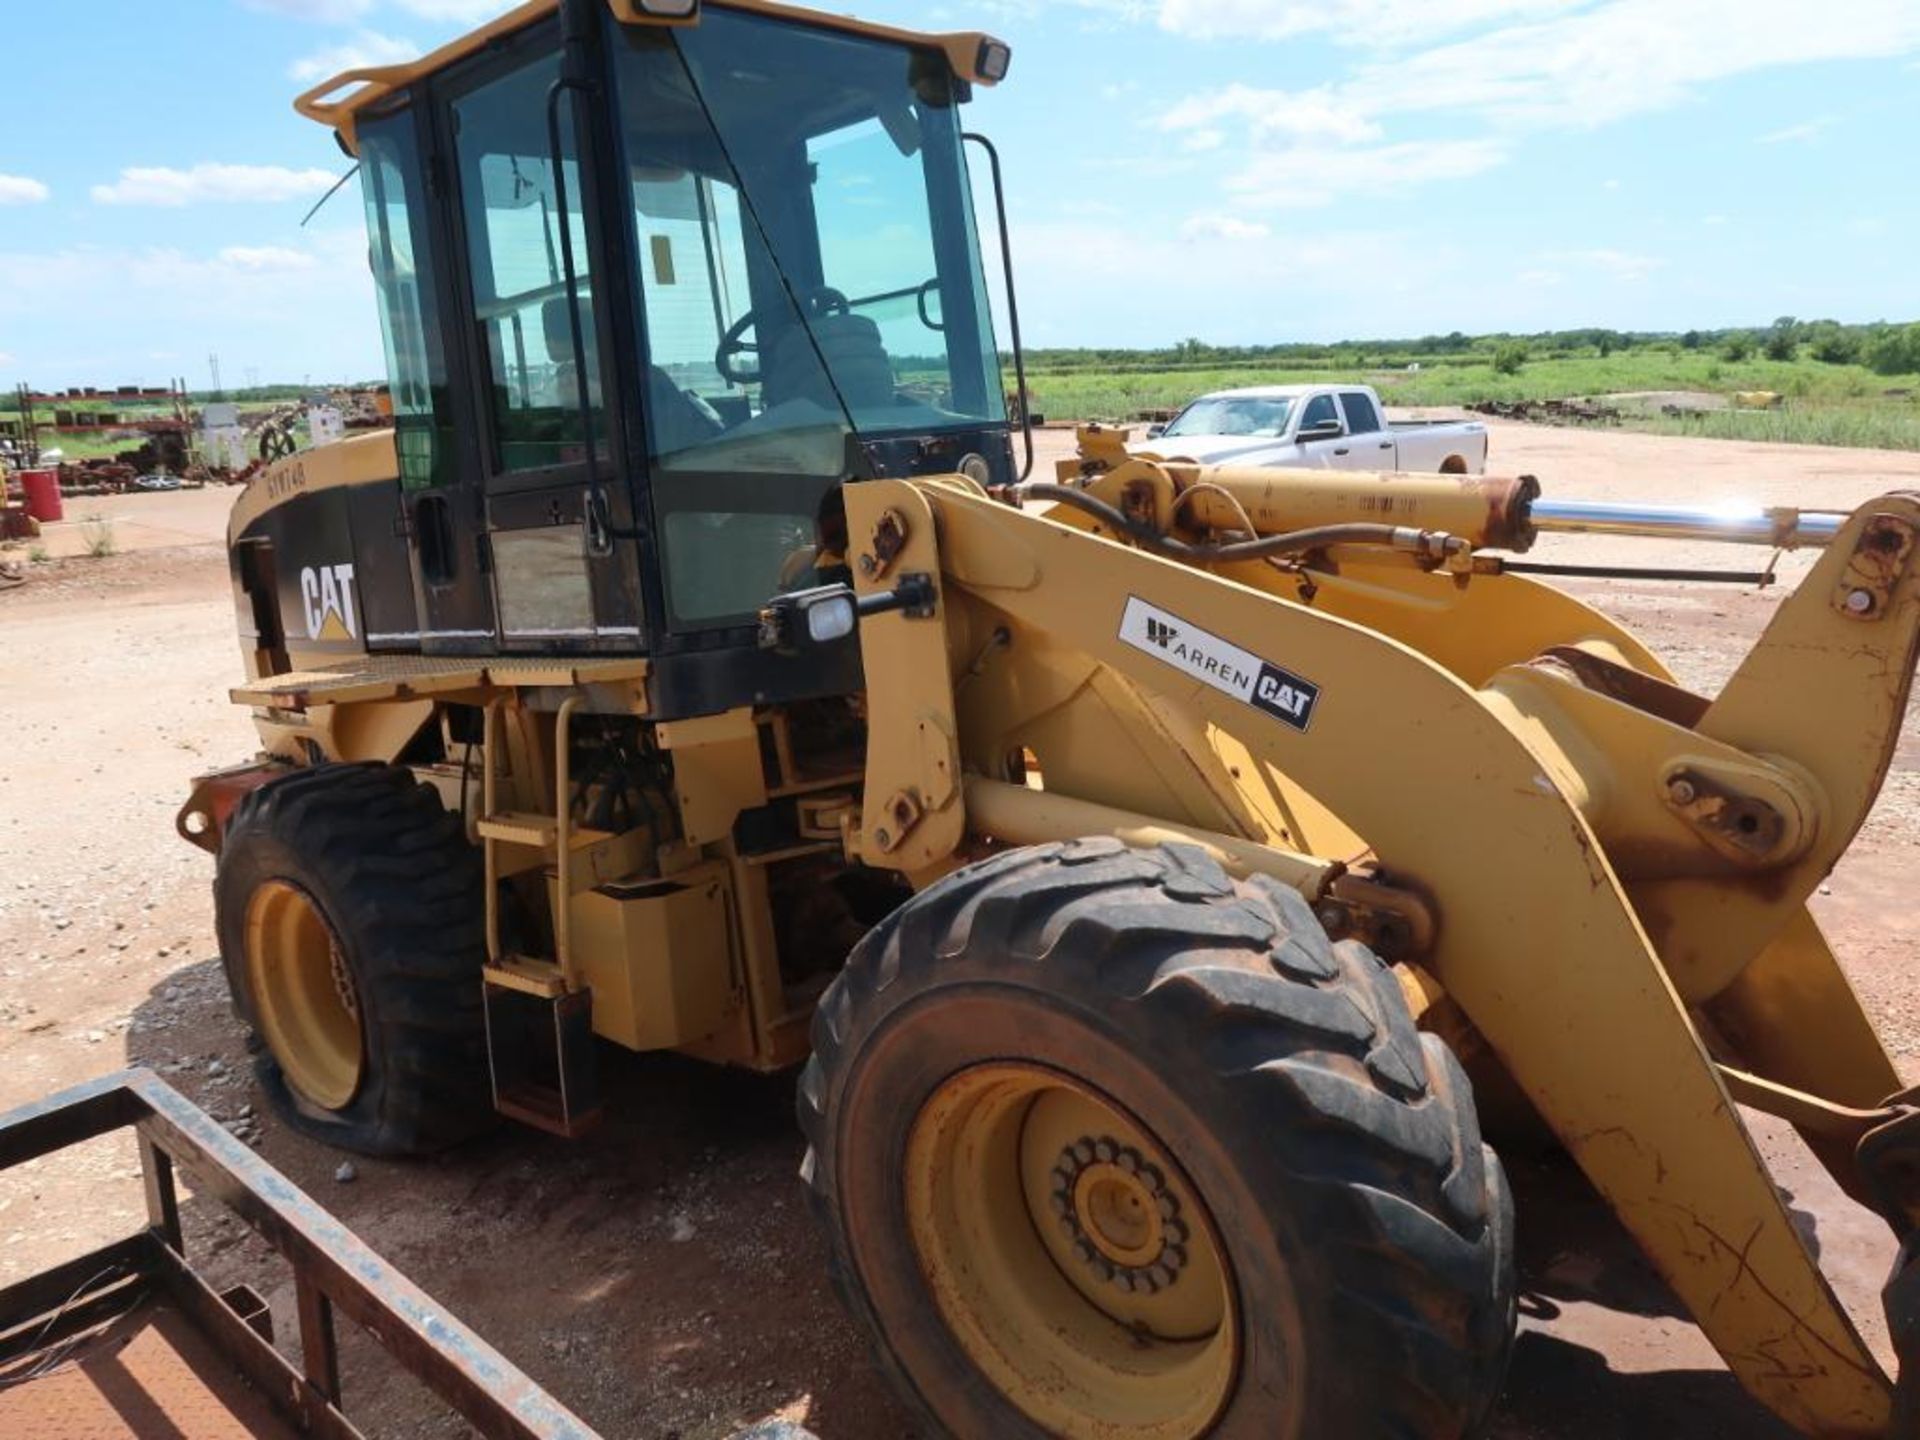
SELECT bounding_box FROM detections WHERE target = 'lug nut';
[1846,588,1876,615]
[1667,777,1697,806]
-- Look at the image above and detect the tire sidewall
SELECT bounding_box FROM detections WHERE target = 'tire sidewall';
[215,809,395,1137]
[830,974,1327,1440]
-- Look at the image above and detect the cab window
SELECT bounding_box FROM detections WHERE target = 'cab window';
[357,110,453,492]
[1340,391,1382,434]
[1299,393,1341,432]
[451,52,607,474]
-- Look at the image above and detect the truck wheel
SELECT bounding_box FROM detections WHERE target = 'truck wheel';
[214,762,491,1156]
[800,839,1514,1440]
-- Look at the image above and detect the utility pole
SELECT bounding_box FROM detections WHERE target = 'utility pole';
[209,352,225,402]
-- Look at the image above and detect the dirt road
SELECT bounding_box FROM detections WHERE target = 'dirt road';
[2,421,1918,1438]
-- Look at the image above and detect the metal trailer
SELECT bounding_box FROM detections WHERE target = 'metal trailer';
[0,1068,810,1439]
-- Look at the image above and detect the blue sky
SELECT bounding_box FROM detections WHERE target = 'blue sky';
[1,0,1916,388]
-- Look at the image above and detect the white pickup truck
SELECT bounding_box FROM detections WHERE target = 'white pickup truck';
[1142,383,1488,474]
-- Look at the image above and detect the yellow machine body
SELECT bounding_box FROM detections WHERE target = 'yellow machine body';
[557,860,740,1052]
[181,0,1920,1428]
[197,435,1920,1434]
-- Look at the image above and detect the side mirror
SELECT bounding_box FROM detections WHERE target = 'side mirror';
[1296,419,1343,443]
[1145,423,1165,439]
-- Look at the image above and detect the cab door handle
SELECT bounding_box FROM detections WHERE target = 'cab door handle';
[1333,447,1349,456]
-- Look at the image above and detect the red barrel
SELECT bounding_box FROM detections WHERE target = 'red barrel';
[19,469,62,523]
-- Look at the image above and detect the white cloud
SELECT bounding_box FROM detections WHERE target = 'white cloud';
[1602,177,1621,189]
[1517,268,1562,287]
[1154,0,1583,46]
[1546,247,1667,282]
[1179,214,1272,241]
[219,245,319,272]
[0,231,379,381]
[1337,0,1920,131]
[1160,84,1381,144]
[1224,137,1509,208]
[1161,0,1920,146]
[240,0,372,20]
[0,174,50,205]
[290,30,419,83]
[0,352,14,368]
[390,0,516,20]
[1758,116,1836,144]
[91,164,339,207]
[1151,0,1919,233]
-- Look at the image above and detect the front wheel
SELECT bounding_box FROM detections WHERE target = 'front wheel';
[800,839,1515,1439]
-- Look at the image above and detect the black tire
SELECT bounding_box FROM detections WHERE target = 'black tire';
[214,762,492,1156]
[800,838,1515,1439]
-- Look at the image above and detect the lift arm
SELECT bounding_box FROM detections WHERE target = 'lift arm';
[848,475,1920,1437]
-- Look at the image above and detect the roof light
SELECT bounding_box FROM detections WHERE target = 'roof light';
[975,36,1011,84]
[616,0,699,21]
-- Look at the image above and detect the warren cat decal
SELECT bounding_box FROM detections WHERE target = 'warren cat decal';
[1119,595,1320,731]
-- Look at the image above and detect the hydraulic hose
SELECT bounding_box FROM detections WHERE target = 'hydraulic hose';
[1018,482,1427,562]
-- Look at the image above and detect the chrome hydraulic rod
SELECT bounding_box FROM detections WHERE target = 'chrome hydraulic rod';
[1526,498,1843,549]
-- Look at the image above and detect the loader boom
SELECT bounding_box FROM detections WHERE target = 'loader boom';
[844,467,1920,1436]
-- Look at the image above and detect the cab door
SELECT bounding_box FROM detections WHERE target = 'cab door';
[1339,390,1397,470]
[442,39,646,655]
[356,108,498,653]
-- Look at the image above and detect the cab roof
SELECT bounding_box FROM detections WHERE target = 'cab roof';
[295,0,1008,153]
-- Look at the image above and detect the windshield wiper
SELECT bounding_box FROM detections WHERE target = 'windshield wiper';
[666,37,865,458]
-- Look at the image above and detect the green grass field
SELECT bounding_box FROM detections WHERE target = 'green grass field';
[1013,328,1920,452]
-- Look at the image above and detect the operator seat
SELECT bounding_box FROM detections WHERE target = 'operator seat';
[762,308,896,413]
[541,299,725,456]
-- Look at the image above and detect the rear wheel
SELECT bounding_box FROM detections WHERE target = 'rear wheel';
[800,839,1515,1439]
[214,762,492,1156]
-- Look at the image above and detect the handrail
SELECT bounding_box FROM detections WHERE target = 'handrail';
[554,695,582,985]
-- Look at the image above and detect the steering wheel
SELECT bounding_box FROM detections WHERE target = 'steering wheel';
[714,287,851,386]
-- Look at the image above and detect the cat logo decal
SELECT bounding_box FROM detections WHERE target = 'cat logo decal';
[300,562,359,642]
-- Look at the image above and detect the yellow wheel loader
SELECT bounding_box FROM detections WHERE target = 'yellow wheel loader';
[178,0,1920,1434]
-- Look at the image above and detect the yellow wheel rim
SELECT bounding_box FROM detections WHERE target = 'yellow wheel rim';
[243,880,364,1112]
[904,1063,1238,1440]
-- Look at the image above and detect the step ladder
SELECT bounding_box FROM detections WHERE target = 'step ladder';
[475,697,615,1139]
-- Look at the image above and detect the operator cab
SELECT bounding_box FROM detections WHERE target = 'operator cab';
[336,0,1014,713]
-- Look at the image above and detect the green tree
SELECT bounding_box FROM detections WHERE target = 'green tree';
[1681,330,1703,350]
[1763,316,1800,362]
[1722,332,1755,362]
[1805,321,1862,365]
[1491,341,1528,375]
[1865,323,1920,376]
